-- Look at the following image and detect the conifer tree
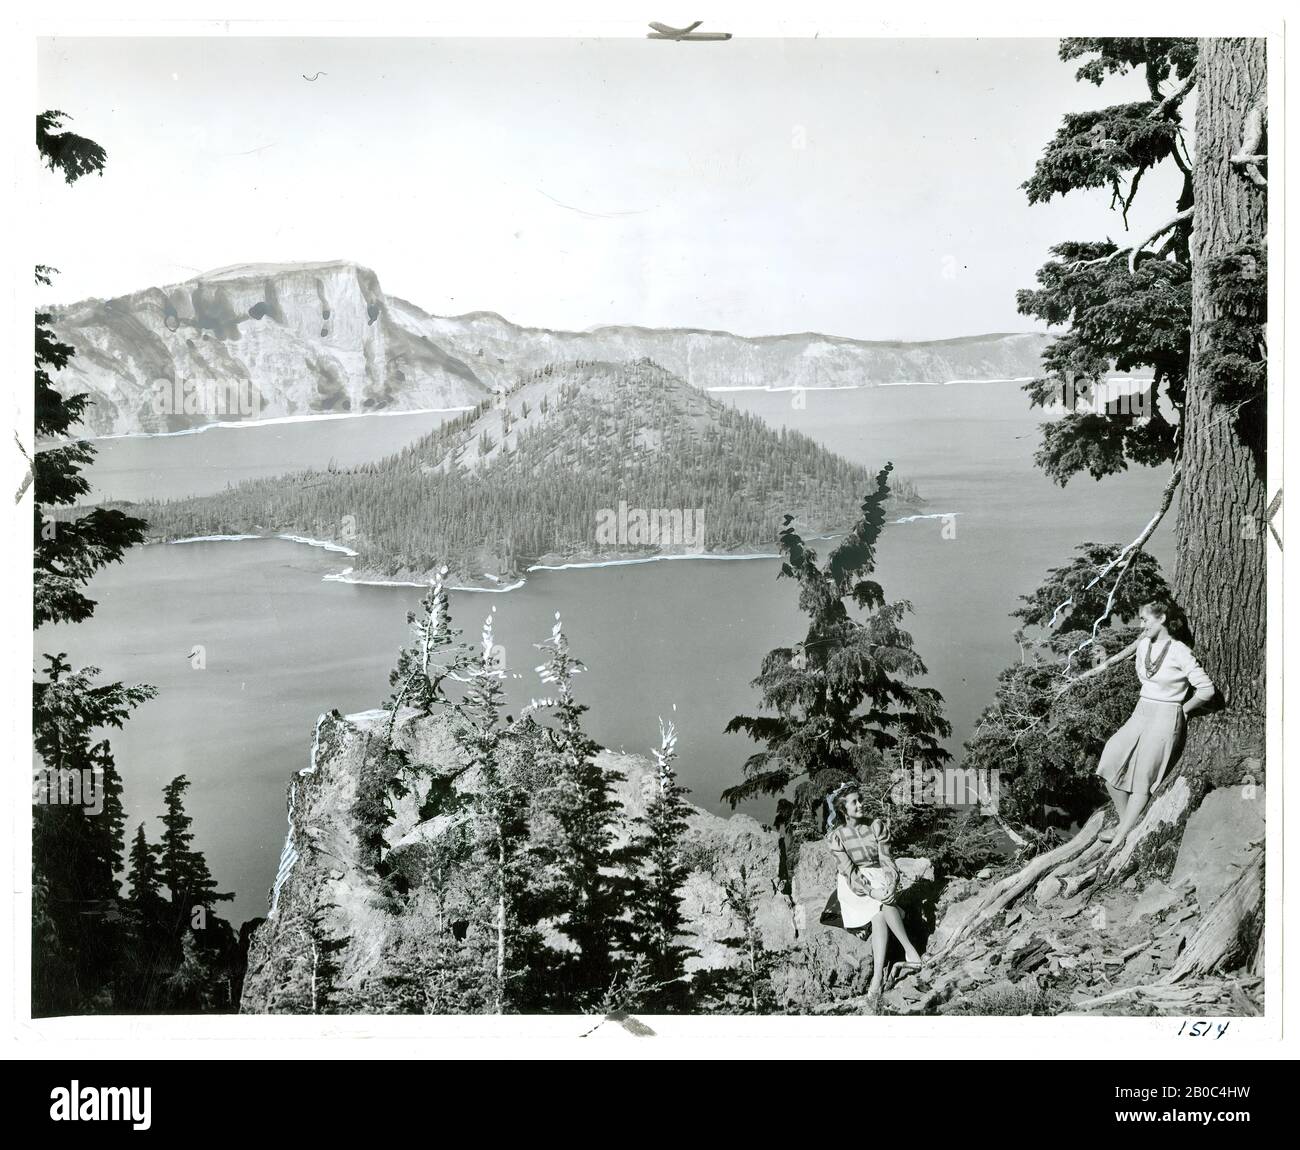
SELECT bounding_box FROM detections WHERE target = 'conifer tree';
[1019,37,1267,870]
[530,613,626,1005]
[126,822,166,924]
[364,569,473,869]
[626,719,694,1006]
[157,775,234,923]
[120,822,171,1009]
[719,864,778,1014]
[456,607,534,1012]
[384,566,469,733]
[723,465,950,848]
[1017,39,1197,487]
[32,654,152,1014]
[30,111,155,1016]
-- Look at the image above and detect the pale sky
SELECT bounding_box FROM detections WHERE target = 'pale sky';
[36,37,1185,340]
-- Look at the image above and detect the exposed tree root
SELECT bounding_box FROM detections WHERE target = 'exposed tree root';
[1101,775,1192,881]
[1073,977,1259,1014]
[930,809,1105,961]
[1165,850,1263,982]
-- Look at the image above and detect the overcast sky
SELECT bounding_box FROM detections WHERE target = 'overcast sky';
[36,37,1184,340]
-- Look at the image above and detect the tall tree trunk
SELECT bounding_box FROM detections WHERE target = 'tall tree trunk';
[1172,38,1268,774]
[1097,37,1273,886]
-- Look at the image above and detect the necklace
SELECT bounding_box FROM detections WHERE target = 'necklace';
[1143,638,1172,679]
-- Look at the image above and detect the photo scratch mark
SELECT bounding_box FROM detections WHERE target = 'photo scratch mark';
[580,1010,657,1038]
[537,189,656,218]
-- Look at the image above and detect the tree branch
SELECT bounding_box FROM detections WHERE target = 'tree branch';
[1230,99,1268,188]
[1152,70,1197,119]
[1128,208,1193,273]
[1055,457,1183,683]
[1062,208,1193,274]
[1055,640,1138,696]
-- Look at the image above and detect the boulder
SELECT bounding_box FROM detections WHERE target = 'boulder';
[1171,785,1265,911]
[1125,879,1184,925]
[930,890,984,954]
[769,919,876,1009]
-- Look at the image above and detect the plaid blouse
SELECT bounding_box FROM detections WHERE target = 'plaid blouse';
[827,821,886,875]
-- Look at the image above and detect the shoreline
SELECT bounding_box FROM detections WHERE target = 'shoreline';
[65,404,476,444]
[148,511,955,592]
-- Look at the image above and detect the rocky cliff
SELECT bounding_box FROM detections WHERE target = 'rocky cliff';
[46,260,1053,437]
[239,706,924,1014]
[45,261,490,436]
[400,303,1053,395]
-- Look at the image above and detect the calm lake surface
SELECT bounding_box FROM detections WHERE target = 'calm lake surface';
[47,383,1176,924]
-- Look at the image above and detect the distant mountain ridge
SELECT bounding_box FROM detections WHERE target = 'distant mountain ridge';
[46,260,1053,437]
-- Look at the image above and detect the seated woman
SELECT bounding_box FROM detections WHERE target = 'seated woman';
[1096,597,1215,846]
[825,783,924,999]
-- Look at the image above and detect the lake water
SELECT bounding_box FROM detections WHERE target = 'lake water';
[45,383,1177,924]
[84,410,458,503]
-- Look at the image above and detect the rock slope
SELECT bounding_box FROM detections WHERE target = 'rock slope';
[45,261,490,436]
[819,781,1265,1018]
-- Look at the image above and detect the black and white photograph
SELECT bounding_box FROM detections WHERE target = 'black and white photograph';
[4,2,1293,1085]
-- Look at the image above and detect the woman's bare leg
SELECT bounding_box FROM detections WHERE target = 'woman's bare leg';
[1109,778,1150,850]
[1099,783,1129,842]
[880,904,922,962]
[868,915,888,996]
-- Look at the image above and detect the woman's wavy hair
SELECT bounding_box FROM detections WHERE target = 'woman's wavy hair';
[1140,596,1190,642]
[825,782,863,831]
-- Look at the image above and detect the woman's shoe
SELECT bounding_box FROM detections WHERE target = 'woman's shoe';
[886,961,922,991]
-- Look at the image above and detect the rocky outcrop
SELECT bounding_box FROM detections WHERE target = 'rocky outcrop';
[1170,784,1265,911]
[240,705,943,1013]
[46,261,490,436]
[846,781,1267,1018]
[242,709,789,1011]
[47,260,1056,437]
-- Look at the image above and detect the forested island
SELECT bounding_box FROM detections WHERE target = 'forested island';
[139,358,922,581]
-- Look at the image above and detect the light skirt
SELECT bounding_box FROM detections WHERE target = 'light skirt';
[836,873,885,930]
[1097,697,1186,795]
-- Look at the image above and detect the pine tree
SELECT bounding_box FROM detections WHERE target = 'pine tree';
[719,864,778,1014]
[374,586,553,1012]
[530,613,626,1006]
[1017,39,1197,486]
[120,823,172,1010]
[625,719,694,1006]
[126,822,166,923]
[456,607,535,1012]
[34,114,147,628]
[723,465,950,851]
[157,775,234,922]
[31,653,152,1015]
[30,111,154,1016]
[384,566,469,734]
